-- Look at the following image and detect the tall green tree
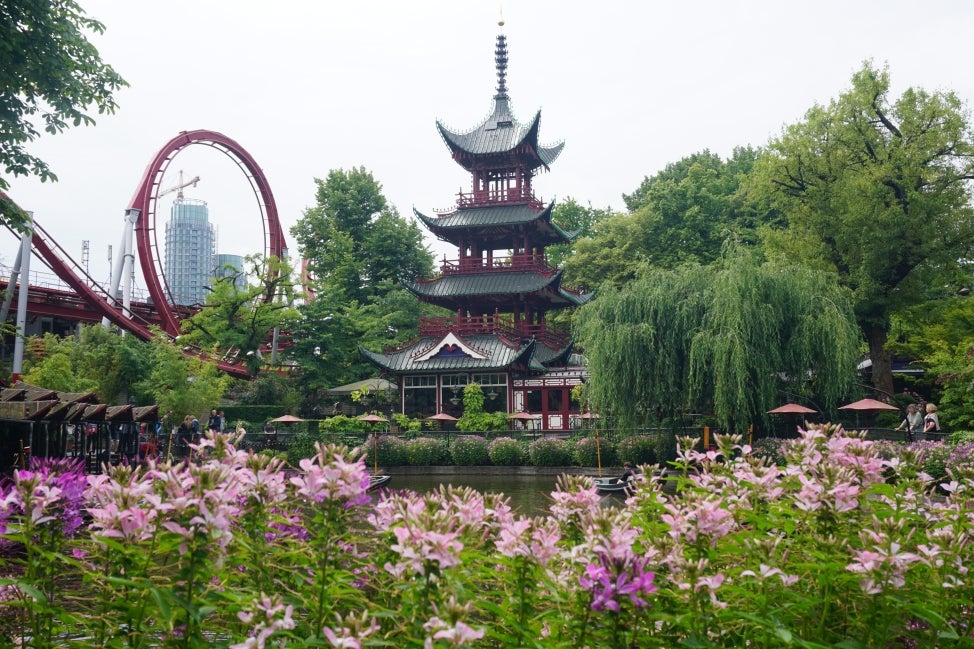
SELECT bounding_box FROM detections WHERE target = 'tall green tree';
[546,198,613,269]
[564,148,774,292]
[750,62,974,397]
[291,168,433,305]
[178,255,299,374]
[22,326,149,402]
[0,0,126,228]
[575,247,860,433]
[135,335,232,421]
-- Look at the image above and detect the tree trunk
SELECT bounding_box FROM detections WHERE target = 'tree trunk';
[866,325,895,399]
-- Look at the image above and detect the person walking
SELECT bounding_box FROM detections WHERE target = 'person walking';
[922,403,941,440]
[895,404,924,441]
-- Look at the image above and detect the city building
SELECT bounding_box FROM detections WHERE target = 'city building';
[361,24,591,430]
[214,253,246,292]
[164,198,215,306]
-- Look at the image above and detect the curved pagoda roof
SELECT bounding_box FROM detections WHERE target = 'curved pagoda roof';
[435,30,564,172]
[413,203,580,249]
[403,269,590,313]
[361,333,544,374]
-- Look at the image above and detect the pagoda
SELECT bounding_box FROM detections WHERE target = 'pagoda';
[362,23,591,430]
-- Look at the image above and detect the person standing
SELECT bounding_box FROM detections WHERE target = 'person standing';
[895,404,924,441]
[207,409,222,434]
[922,403,941,440]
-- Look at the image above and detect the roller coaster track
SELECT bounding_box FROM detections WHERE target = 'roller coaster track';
[4,130,288,380]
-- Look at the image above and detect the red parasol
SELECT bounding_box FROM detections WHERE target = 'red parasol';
[767,403,816,415]
[838,398,899,412]
[508,411,541,420]
[357,414,389,423]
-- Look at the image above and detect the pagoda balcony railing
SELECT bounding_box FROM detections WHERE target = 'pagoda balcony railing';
[455,188,544,210]
[419,313,570,348]
[439,254,557,277]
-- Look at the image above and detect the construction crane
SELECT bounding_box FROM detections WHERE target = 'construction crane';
[158,170,200,199]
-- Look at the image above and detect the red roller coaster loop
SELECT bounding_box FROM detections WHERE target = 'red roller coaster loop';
[129,129,287,337]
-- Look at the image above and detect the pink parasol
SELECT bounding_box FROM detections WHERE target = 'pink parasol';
[767,403,816,415]
[270,414,305,423]
[838,398,899,412]
[578,412,601,419]
[425,412,458,422]
[508,411,541,420]
[357,413,389,423]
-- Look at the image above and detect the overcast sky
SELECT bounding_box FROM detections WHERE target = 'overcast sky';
[6,0,974,289]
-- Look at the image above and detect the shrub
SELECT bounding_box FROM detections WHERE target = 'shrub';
[751,437,787,466]
[450,435,490,466]
[908,440,952,481]
[374,434,407,467]
[615,434,658,466]
[286,430,318,468]
[404,436,450,466]
[487,437,524,466]
[572,434,617,467]
[527,438,570,467]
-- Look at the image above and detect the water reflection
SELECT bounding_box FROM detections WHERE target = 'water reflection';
[378,471,621,517]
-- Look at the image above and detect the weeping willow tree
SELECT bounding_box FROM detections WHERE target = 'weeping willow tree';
[574,247,862,433]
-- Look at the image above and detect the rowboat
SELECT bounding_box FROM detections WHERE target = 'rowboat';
[593,476,634,496]
[368,474,392,492]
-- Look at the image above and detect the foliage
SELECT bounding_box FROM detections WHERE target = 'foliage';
[527,437,571,467]
[404,436,450,466]
[288,167,436,402]
[563,148,774,292]
[374,434,408,467]
[750,62,974,397]
[614,434,658,466]
[487,437,525,466]
[134,334,232,420]
[6,428,974,648]
[456,383,509,432]
[571,434,617,468]
[575,245,861,434]
[0,0,126,213]
[750,436,787,466]
[546,197,613,269]
[449,435,490,466]
[392,412,423,434]
[229,372,300,409]
[21,325,151,402]
[179,254,300,374]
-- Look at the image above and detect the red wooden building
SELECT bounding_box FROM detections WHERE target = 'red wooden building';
[362,25,591,430]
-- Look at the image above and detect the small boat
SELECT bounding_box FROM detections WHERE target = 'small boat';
[593,476,634,496]
[368,474,392,492]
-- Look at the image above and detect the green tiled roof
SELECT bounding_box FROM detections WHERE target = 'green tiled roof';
[403,271,589,311]
[436,98,564,170]
[360,335,537,373]
[413,203,578,248]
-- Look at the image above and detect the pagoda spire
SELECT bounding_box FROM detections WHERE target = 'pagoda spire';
[494,19,509,100]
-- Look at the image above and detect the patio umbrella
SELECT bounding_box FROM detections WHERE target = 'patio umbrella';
[357,414,389,423]
[425,412,458,422]
[579,412,601,419]
[508,412,540,420]
[767,403,816,414]
[838,398,899,412]
[270,414,305,423]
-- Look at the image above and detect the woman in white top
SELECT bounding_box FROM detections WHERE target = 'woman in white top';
[922,403,940,440]
[895,404,924,441]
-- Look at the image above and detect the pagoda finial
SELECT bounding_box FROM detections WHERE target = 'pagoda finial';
[494,20,508,100]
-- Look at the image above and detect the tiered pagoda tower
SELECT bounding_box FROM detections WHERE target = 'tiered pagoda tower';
[362,24,591,430]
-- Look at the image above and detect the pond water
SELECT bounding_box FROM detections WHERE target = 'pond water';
[376,469,623,517]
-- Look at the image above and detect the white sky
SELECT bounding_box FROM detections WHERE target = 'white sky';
[6,0,974,289]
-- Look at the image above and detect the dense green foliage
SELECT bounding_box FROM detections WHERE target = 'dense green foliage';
[750,62,974,397]
[614,434,658,466]
[449,435,490,466]
[575,246,861,433]
[404,436,450,466]
[487,437,525,466]
[0,0,126,215]
[179,255,299,374]
[527,438,571,467]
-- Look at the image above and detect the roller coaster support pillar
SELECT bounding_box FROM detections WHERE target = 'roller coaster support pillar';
[0,242,23,323]
[12,213,34,381]
[103,208,140,329]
